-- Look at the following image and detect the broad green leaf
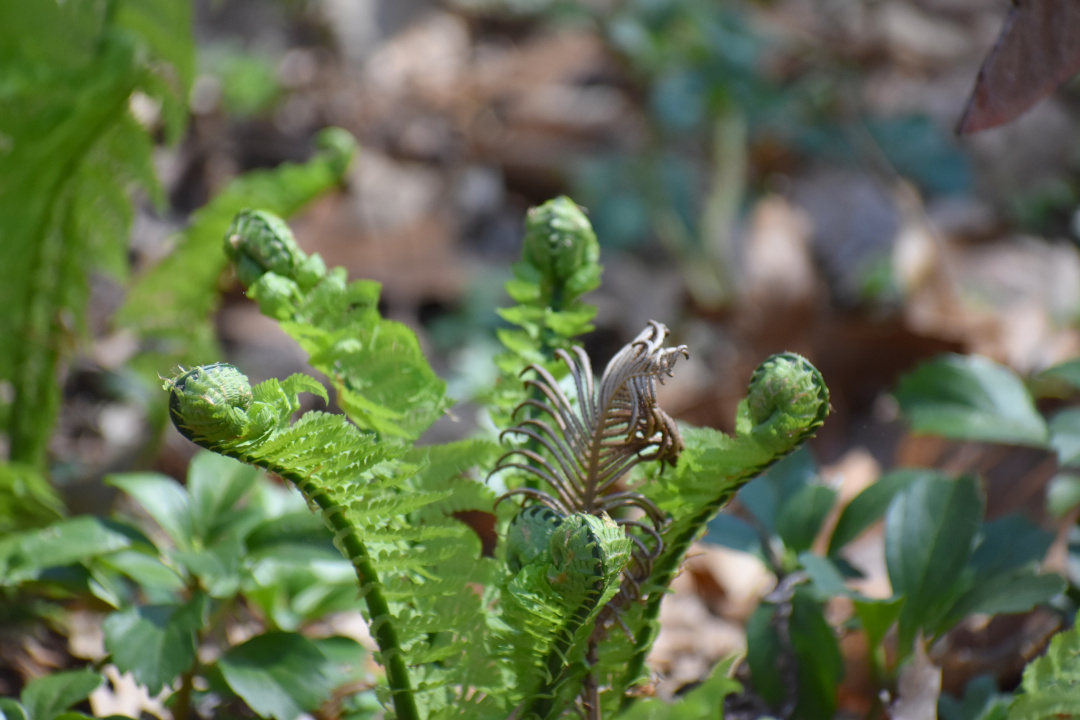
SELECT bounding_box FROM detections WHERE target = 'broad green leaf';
[948,569,1064,623]
[1048,474,1080,519]
[938,675,1010,720]
[971,515,1053,577]
[107,474,192,550]
[789,588,843,720]
[738,447,818,536]
[1,517,139,583]
[1050,409,1080,466]
[828,468,939,555]
[853,596,904,651]
[103,594,206,695]
[704,512,764,555]
[172,538,244,598]
[894,355,1047,446]
[745,603,785,706]
[0,698,29,720]
[1040,359,1080,392]
[776,483,837,554]
[21,668,102,720]
[185,451,261,544]
[886,474,983,649]
[96,549,185,595]
[218,632,333,720]
[799,552,850,598]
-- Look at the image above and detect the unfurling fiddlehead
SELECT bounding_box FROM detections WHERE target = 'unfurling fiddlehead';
[163,363,420,720]
[495,320,688,603]
[493,320,688,717]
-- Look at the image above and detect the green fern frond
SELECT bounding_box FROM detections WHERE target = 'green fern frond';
[1008,612,1080,720]
[605,352,831,709]
[224,209,449,441]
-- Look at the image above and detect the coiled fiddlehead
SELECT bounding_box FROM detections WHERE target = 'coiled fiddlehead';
[163,363,420,720]
[609,351,831,710]
[495,320,688,608]
[501,506,631,720]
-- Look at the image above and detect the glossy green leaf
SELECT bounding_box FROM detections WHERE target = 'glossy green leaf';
[738,447,818,536]
[172,538,244,598]
[1,517,139,582]
[885,473,983,648]
[948,568,1063,623]
[853,596,904,651]
[103,594,205,695]
[894,355,1047,446]
[799,552,850,598]
[21,668,103,720]
[745,603,785,706]
[185,451,261,544]
[1048,474,1080,519]
[107,474,192,550]
[828,469,939,555]
[0,698,29,720]
[776,484,837,554]
[97,549,185,594]
[789,588,843,720]
[971,514,1053,577]
[218,632,333,720]
[1040,359,1080,391]
[1050,409,1080,466]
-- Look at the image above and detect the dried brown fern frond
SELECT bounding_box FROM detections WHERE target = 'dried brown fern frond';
[494,320,688,603]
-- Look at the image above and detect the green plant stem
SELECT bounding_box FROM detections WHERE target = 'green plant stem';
[272,464,420,720]
[616,488,743,712]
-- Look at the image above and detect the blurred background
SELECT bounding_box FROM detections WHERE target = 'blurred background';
[36,0,1080,711]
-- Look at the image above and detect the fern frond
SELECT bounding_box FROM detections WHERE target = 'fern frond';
[604,352,831,710]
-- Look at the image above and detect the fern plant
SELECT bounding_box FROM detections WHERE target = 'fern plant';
[163,196,830,718]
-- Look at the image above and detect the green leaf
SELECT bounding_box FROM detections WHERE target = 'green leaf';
[1048,474,1080,519]
[1050,409,1080,466]
[185,451,261,544]
[948,569,1063,622]
[745,603,785,706]
[103,594,206,695]
[971,514,1053,577]
[218,632,333,720]
[789,587,843,720]
[0,463,64,533]
[0,698,29,720]
[738,447,818,536]
[853,596,904,651]
[776,484,837,554]
[21,668,103,720]
[799,552,850,598]
[172,537,244,597]
[828,468,939,555]
[1,517,139,583]
[96,550,185,595]
[894,355,1047,446]
[107,474,192,550]
[885,474,983,649]
[1040,359,1080,392]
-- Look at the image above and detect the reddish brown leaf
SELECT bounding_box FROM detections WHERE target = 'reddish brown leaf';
[957,0,1080,135]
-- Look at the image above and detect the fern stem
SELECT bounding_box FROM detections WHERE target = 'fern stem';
[274,465,421,720]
